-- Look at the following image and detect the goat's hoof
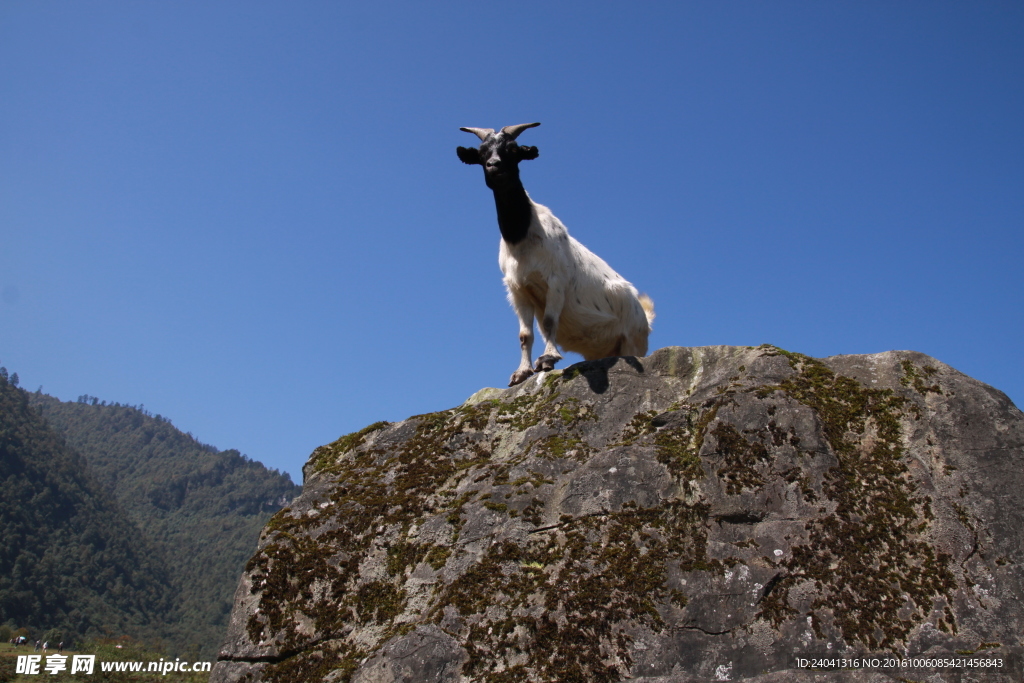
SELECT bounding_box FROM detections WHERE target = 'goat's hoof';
[509,368,535,386]
[534,355,562,372]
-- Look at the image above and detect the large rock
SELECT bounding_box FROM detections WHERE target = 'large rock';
[212,346,1024,682]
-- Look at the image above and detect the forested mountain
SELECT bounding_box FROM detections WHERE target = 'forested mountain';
[27,391,301,658]
[0,371,173,646]
[0,363,300,659]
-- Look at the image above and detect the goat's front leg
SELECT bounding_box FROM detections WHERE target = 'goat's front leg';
[534,278,564,372]
[509,297,536,386]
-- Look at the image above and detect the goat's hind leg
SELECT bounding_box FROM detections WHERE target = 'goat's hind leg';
[509,298,536,386]
[619,328,649,358]
[533,280,564,372]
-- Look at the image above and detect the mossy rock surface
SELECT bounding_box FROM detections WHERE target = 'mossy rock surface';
[212,346,1024,683]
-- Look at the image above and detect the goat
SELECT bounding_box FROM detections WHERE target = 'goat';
[457,122,654,386]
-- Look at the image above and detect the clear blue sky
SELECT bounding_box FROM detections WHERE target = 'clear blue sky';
[2,2,1021,484]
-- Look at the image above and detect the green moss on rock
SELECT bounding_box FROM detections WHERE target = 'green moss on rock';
[900,360,943,395]
[221,346,1003,683]
[756,350,956,649]
[432,502,712,683]
[711,422,770,495]
[308,421,391,475]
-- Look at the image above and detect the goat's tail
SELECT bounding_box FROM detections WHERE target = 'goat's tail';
[638,294,655,327]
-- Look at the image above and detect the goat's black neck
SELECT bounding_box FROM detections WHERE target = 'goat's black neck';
[491,182,532,245]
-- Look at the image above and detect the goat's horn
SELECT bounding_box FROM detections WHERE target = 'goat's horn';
[459,127,495,141]
[500,122,541,140]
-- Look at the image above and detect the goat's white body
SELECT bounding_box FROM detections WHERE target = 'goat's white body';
[499,197,652,382]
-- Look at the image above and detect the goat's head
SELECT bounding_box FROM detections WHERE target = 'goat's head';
[457,122,540,190]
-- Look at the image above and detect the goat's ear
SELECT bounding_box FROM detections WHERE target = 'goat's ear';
[456,146,482,165]
[517,145,539,161]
